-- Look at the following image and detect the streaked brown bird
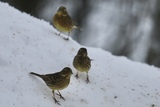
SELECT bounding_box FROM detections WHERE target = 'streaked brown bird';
[53,6,78,40]
[73,48,91,83]
[30,67,73,105]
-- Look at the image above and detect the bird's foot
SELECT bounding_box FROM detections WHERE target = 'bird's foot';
[85,77,90,83]
[53,97,61,105]
[63,37,69,40]
[56,93,65,100]
[75,74,79,79]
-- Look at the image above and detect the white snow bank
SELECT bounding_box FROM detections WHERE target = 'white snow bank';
[0,2,160,107]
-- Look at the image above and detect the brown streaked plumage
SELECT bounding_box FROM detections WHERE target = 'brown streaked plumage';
[30,67,73,105]
[73,48,91,83]
[53,6,78,40]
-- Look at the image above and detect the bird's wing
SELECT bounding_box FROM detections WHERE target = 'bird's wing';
[43,72,60,86]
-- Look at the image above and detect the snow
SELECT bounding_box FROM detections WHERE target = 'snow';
[0,2,160,107]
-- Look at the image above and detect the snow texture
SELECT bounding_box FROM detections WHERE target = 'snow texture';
[0,2,160,107]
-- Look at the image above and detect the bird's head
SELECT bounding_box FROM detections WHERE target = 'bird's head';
[57,6,68,16]
[77,48,88,57]
[61,67,73,79]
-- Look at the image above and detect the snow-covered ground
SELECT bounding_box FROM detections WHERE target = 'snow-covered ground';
[0,2,160,107]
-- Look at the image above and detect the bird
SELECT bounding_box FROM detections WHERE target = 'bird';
[30,67,73,105]
[73,48,91,83]
[53,6,78,40]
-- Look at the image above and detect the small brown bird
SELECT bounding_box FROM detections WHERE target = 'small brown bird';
[30,67,73,105]
[53,6,78,40]
[73,48,91,83]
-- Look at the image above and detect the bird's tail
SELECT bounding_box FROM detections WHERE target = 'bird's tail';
[30,72,42,78]
[73,25,83,31]
[90,59,94,61]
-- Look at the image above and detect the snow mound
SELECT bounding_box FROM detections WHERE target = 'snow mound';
[0,2,160,107]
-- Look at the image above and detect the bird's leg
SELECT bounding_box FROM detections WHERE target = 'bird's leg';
[56,32,61,36]
[52,90,61,105]
[75,71,79,79]
[85,73,90,83]
[56,90,65,100]
[58,32,61,36]
[64,32,70,40]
